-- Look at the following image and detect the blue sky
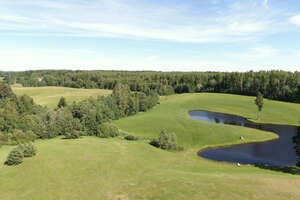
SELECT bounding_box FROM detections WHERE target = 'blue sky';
[0,0,300,72]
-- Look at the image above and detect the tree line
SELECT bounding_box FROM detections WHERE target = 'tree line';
[2,70,300,103]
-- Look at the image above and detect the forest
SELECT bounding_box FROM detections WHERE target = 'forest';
[1,70,300,103]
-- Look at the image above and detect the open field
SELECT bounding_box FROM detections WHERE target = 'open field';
[12,86,112,109]
[1,93,300,199]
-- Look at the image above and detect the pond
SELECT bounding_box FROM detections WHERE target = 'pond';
[189,110,299,166]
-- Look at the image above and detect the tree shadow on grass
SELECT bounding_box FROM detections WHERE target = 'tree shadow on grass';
[254,164,300,175]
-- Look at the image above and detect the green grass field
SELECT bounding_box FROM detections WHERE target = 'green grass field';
[1,93,300,199]
[12,86,112,109]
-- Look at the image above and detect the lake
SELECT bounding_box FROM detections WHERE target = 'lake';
[189,110,299,166]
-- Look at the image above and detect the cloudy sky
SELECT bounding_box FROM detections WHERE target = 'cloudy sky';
[0,0,300,72]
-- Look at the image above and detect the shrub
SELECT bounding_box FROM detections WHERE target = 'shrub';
[64,131,81,139]
[16,143,37,157]
[158,129,178,150]
[9,130,36,144]
[21,143,37,157]
[124,135,138,141]
[149,129,183,151]
[97,123,119,138]
[5,148,24,166]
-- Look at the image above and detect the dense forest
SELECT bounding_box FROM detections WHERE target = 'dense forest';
[0,81,159,146]
[1,70,300,103]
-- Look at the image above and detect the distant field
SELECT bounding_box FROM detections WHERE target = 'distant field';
[12,86,112,109]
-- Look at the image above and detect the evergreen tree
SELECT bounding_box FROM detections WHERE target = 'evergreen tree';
[5,148,24,166]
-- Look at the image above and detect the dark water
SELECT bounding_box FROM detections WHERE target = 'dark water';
[189,110,299,166]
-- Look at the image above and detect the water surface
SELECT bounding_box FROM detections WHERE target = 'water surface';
[189,110,299,166]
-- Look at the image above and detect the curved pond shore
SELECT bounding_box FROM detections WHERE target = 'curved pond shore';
[189,110,299,166]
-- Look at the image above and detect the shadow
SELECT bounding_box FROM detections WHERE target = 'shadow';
[61,136,81,140]
[254,164,300,175]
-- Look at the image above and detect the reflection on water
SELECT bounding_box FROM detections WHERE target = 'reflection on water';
[189,110,299,166]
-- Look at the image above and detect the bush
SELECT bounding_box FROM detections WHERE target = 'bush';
[5,148,24,166]
[149,129,183,151]
[158,129,178,150]
[9,130,36,144]
[124,135,138,141]
[16,143,37,157]
[97,123,119,138]
[64,131,81,139]
[19,143,37,157]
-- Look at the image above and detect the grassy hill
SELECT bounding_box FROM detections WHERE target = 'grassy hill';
[116,93,300,148]
[1,93,300,200]
[12,85,112,109]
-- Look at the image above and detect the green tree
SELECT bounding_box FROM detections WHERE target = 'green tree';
[138,92,148,112]
[5,148,24,166]
[255,92,264,120]
[97,123,119,138]
[17,95,35,114]
[150,129,180,151]
[57,97,67,108]
[112,83,131,116]
[158,129,178,150]
[0,82,14,99]
[17,143,37,157]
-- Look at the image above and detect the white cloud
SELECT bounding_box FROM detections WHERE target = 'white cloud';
[290,14,300,26]
[1,0,299,72]
[0,0,278,43]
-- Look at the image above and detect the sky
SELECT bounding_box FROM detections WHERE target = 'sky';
[0,0,300,72]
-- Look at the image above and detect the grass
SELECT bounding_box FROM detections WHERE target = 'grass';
[12,86,112,109]
[116,93,300,149]
[1,93,300,199]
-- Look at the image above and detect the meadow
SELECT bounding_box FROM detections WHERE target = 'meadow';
[1,93,300,199]
[12,85,112,109]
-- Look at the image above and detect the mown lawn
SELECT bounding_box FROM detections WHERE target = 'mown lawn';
[0,93,300,200]
[12,86,112,109]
